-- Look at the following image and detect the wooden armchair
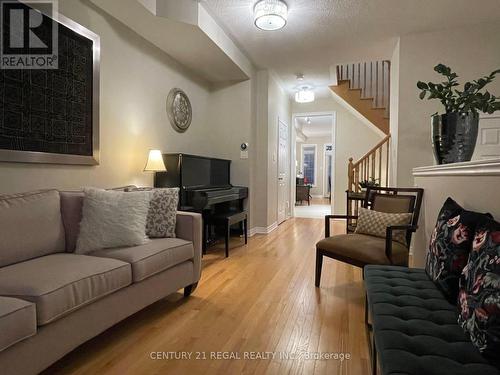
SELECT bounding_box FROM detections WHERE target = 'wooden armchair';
[315,187,423,287]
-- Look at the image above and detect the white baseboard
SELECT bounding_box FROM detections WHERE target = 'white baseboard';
[248,221,278,237]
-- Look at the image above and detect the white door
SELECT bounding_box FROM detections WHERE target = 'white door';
[277,120,289,225]
[473,114,500,160]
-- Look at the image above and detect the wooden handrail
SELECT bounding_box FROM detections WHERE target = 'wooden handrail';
[348,134,391,193]
[352,134,391,168]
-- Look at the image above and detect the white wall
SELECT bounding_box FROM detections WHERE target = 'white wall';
[292,96,383,214]
[0,1,254,219]
[252,70,291,229]
[392,22,500,186]
[296,136,333,197]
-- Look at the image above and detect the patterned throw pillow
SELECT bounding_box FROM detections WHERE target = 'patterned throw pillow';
[355,207,412,245]
[425,198,492,303]
[145,188,179,238]
[458,217,500,358]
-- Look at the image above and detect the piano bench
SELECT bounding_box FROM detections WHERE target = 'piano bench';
[209,211,248,257]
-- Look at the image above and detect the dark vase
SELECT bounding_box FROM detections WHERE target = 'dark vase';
[431,112,479,164]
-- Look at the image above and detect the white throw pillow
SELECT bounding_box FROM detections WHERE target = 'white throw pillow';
[75,188,152,254]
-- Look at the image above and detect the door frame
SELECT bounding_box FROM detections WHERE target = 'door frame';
[290,111,336,217]
[277,117,289,224]
[323,143,333,197]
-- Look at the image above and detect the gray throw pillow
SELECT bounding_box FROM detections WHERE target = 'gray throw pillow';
[146,188,179,238]
[75,188,152,253]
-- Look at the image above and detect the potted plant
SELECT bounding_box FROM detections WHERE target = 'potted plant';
[417,64,500,164]
[359,177,379,192]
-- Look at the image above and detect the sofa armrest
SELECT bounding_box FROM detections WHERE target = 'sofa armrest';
[175,211,203,282]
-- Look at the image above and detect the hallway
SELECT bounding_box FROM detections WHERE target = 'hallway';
[294,198,332,219]
[43,218,369,375]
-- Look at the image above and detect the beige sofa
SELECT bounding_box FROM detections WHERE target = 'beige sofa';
[0,189,202,375]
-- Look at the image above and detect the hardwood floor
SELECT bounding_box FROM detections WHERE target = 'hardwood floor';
[44,218,370,375]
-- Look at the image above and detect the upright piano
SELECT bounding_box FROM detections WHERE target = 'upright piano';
[154,153,248,248]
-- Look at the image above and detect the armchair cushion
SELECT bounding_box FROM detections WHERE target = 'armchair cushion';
[355,207,412,245]
[316,234,409,267]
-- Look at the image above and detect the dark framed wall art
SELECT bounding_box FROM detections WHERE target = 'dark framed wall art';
[0,2,100,165]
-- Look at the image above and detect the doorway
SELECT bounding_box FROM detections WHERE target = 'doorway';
[291,112,336,219]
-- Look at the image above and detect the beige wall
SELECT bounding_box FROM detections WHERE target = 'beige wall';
[0,0,254,224]
[296,136,333,197]
[413,171,500,268]
[392,23,500,186]
[292,97,383,214]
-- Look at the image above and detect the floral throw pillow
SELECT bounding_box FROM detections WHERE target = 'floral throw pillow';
[458,217,500,358]
[145,188,179,238]
[425,198,491,303]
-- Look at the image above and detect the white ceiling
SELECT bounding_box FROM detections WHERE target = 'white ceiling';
[296,115,333,138]
[202,0,500,97]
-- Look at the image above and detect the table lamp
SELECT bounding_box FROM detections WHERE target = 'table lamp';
[144,150,166,172]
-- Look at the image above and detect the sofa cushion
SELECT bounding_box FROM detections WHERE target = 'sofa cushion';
[364,265,500,375]
[145,188,179,238]
[0,254,131,325]
[425,197,492,303]
[458,217,500,359]
[60,191,85,252]
[0,297,36,352]
[90,238,194,282]
[317,233,409,266]
[76,188,152,254]
[0,190,65,267]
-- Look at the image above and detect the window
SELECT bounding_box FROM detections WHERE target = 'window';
[301,144,317,186]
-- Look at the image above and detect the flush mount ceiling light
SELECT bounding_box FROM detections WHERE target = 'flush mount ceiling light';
[254,0,288,31]
[295,86,315,103]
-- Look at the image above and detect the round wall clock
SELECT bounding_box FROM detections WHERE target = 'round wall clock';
[166,88,192,133]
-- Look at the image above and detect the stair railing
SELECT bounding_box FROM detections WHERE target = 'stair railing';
[348,134,391,193]
[337,60,390,116]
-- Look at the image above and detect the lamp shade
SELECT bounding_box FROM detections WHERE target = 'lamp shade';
[144,150,166,172]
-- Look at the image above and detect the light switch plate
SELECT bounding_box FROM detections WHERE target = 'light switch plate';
[240,150,248,159]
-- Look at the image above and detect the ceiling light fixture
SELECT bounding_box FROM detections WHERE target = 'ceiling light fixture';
[254,0,288,31]
[295,86,315,103]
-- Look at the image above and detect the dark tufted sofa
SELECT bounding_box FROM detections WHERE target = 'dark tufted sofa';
[364,265,500,375]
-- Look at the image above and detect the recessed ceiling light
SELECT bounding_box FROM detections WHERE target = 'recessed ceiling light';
[295,86,315,103]
[254,0,288,31]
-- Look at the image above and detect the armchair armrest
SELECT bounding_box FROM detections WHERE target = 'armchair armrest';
[385,224,418,263]
[325,215,358,237]
[175,211,203,282]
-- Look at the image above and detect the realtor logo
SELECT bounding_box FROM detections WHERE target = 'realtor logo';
[1,0,58,69]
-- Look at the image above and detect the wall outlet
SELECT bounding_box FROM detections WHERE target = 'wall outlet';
[240,150,248,159]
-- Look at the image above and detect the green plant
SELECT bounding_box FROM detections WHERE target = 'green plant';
[359,178,379,189]
[417,64,500,114]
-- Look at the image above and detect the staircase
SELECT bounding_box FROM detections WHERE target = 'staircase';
[330,60,391,134]
[348,134,391,193]
[346,134,391,227]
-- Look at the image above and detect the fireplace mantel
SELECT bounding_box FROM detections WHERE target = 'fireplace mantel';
[411,158,500,268]
[413,158,500,177]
